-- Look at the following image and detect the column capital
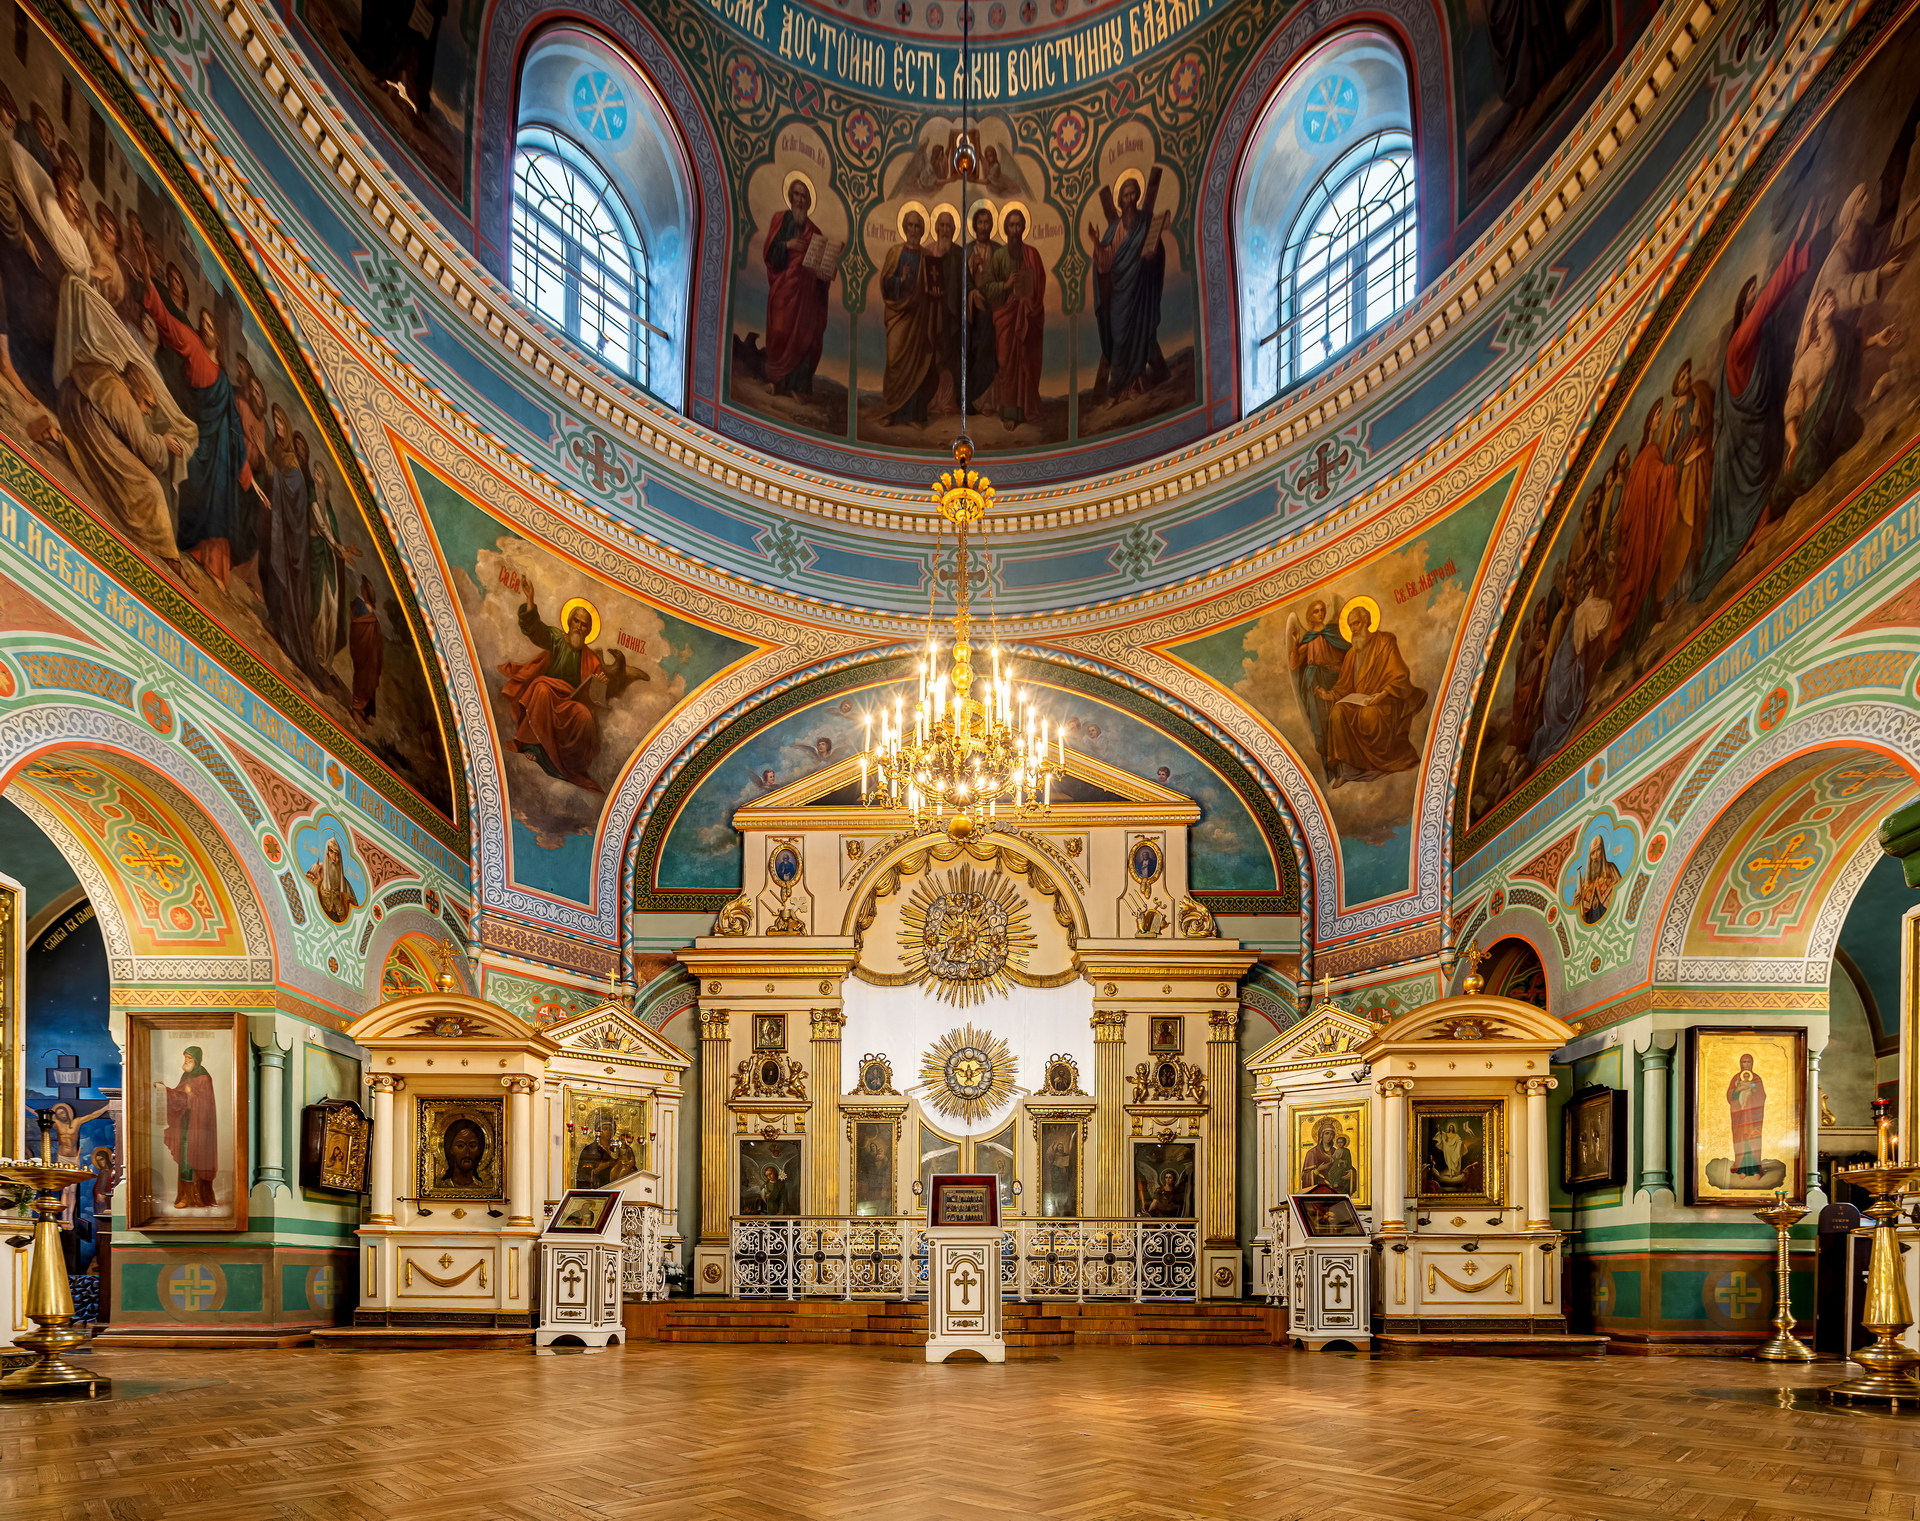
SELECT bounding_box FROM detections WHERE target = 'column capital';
[1514,1076,1559,1097]
[368,1073,405,1094]
[501,1074,539,1095]
[699,1008,732,1040]
[1206,1009,1239,1038]
[809,1008,847,1038]
[1091,1010,1128,1037]
[1377,1077,1416,1098]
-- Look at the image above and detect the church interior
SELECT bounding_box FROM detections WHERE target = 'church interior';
[6,0,1920,1508]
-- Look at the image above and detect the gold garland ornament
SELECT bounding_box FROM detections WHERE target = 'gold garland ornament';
[898,863,1034,1006]
[918,1024,1019,1124]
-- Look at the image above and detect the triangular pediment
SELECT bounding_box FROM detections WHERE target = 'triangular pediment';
[1248,1003,1381,1073]
[546,1001,689,1069]
[734,748,1201,827]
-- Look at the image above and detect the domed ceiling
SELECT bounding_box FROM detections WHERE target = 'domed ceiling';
[278,0,1662,483]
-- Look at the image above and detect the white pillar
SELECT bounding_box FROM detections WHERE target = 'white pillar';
[368,1074,400,1224]
[253,1035,287,1189]
[1637,1041,1672,1193]
[1519,1076,1557,1230]
[505,1075,535,1227]
[1379,1079,1413,1233]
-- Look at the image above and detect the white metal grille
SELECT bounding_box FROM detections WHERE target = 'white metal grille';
[1280,131,1416,389]
[511,129,648,385]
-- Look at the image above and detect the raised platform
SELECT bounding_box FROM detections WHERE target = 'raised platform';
[312,1327,535,1351]
[636,1298,1286,1348]
[1372,1333,1610,1359]
[91,1330,317,1349]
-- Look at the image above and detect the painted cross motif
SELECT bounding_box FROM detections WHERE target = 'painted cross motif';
[1294,442,1350,502]
[953,1263,980,1308]
[167,1264,219,1311]
[569,433,630,494]
[117,830,187,894]
[1833,761,1908,797]
[1745,831,1815,896]
[24,760,103,794]
[1714,1271,1763,1318]
[309,1265,339,1310]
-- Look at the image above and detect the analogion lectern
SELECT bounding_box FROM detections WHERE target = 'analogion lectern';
[925,1174,1004,1364]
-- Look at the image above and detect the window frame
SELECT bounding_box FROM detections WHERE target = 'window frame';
[510,124,652,388]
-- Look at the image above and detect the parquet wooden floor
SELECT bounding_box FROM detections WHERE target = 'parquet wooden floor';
[0,1343,1914,1521]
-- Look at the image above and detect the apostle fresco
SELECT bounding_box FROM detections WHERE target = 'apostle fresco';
[1313,601,1428,790]
[1570,833,1622,924]
[982,206,1045,429]
[1089,168,1169,405]
[761,176,833,398]
[878,207,940,427]
[498,593,645,792]
[959,204,1000,411]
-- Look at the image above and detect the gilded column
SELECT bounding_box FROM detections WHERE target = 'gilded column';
[367,1074,401,1225]
[808,1008,845,1216]
[1519,1076,1558,1230]
[504,1074,537,1228]
[1378,1078,1414,1234]
[1091,1010,1128,1217]
[700,1008,733,1244]
[1204,1009,1238,1246]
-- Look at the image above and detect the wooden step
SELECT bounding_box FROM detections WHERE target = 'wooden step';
[313,1327,533,1351]
[1372,1333,1610,1359]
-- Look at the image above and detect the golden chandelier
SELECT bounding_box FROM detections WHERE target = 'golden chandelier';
[860,439,1065,839]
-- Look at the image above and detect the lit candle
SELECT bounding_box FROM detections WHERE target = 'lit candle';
[861,756,868,795]
[1879,1117,1891,1165]
[1044,773,1051,808]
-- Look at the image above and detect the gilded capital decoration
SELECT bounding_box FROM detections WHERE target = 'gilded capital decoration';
[1091,1010,1128,1037]
[1378,1077,1416,1098]
[1515,1076,1560,1097]
[809,1008,847,1039]
[368,1073,405,1094]
[699,1009,732,1040]
[501,1074,538,1095]
[1207,1010,1239,1038]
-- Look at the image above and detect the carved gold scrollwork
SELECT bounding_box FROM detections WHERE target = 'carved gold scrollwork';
[1426,1263,1515,1295]
[405,1257,489,1290]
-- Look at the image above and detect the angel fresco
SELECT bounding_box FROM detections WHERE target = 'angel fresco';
[1285,596,1350,763]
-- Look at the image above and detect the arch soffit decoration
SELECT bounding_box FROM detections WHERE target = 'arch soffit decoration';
[1644,728,1920,989]
[364,910,475,1005]
[1451,911,1570,1012]
[476,0,726,417]
[627,652,1307,915]
[0,709,280,985]
[1198,0,1451,417]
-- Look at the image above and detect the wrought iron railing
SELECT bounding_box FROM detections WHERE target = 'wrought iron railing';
[728,1217,1200,1301]
[621,1202,669,1301]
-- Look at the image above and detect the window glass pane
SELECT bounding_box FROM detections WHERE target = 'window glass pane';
[510,132,650,387]
[1280,133,1417,390]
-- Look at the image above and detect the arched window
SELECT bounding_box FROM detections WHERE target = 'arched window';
[1280,130,1416,388]
[1235,31,1417,410]
[513,27,695,409]
[512,128,649,384]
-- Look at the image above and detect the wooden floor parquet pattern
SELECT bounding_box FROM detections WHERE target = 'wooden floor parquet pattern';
[0,1343,1914,1521]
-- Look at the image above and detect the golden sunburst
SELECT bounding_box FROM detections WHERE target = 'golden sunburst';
[898,863,1034,1007]
[918,1024,1019,1124]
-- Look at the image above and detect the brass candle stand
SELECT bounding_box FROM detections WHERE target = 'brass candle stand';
[1821,1160,1920,1407]
[1752,1190,1821,1362]
[0,1116,109,1401]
